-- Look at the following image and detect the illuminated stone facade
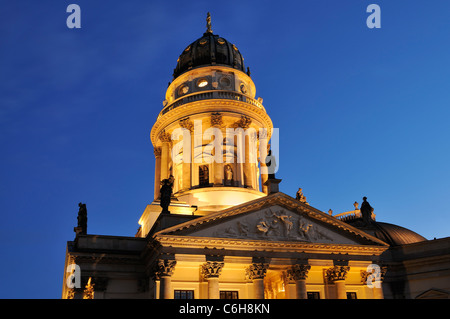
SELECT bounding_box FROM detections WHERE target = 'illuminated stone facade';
[62,15,450,300]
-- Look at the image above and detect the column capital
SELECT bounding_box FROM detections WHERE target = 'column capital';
[360,265,387,285]
[325,265,350,283]
[210,112,223,127]
[154,259,177,278]
[257,128,269,139]
[159,130,172,143]
[233,115,252,129]
[287,264,311,281]
[246,263,269,280]
[201,261,224,279]
[179,117,194,132]
[153,147,162,157]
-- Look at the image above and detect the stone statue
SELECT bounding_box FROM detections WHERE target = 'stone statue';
[360,196,374,224]
[160,175,175,214]
[76,202,87,235]
[225,165,233,181]
[265,149,277,179]
[296,188,308,204]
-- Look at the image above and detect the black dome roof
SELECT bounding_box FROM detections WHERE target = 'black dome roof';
[172,15,246,79]
[370,221,427,246]
[344,218,427,246]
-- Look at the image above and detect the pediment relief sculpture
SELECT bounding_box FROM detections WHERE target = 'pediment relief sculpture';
[188,206,351,244]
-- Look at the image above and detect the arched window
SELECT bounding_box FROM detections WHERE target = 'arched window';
[199,165,209,187]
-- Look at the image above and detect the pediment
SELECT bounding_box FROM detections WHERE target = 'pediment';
[156,192,388,246]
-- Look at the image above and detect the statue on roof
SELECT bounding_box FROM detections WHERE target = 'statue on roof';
[76,202,87,235]
[296,188,309,204]
[265,149,277,179]
[160,175,175,214]
[360,196,374,224]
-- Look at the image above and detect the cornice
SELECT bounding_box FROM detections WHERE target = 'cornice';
[154,234,388,256]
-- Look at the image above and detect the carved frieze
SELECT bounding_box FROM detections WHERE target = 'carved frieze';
[211,207,335,243]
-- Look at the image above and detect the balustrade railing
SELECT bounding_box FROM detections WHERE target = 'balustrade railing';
[159,90,264,118]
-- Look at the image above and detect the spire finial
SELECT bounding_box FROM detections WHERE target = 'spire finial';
[206,12,213,33]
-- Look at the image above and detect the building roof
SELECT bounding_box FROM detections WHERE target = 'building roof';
[343,217,427,246]
[172,14,246,79]
[370,221,427,246]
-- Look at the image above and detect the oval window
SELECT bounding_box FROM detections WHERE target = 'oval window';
[197,79,208,88]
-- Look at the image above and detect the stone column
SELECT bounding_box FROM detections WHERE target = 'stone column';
[249,131,258,189]
[192,121,203,187]
[235,129,245,187]
[179,118,193,191]
[246,263,269,299]
[233,116,251,188]
[210,113,224,186]
[153,147,162,200]
[155,259,177,299]
[325,265,350,299]
[201,261,224,299]
[160,131,172,181]
[258,129,269,194]
[287,264,311,299]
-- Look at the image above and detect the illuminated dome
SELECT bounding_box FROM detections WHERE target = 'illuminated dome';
[172,13,246,79]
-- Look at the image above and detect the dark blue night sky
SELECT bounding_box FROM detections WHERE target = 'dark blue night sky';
[1,0,449,298]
